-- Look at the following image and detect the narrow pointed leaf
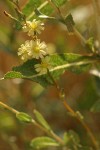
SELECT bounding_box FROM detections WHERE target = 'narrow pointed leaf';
[16,112,32,123]
[30,136,59,149]
[34,110,51,131]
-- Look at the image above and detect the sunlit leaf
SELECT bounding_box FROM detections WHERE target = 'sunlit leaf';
[16,112,32,123]
[4,71,24,79]
[34,110,51,130]
[30,136,59,149]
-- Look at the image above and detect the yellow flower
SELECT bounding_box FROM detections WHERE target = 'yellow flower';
[23,19,44,36]
[35,56,52,74]
[28,40,47,59]
[18,40,31,62]
[18,39,48,62]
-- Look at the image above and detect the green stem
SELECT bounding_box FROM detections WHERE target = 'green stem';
[47,0,97,53]
[0,101,64,145]
[31,119,64,145]
[4,11,20,22]
[47,70,99,150]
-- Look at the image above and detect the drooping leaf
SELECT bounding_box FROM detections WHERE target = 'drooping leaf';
[30,136,59,149]
[91,100,100,112]
[51,0,68,7]
[16,112,32,123]
[34,110,51,131]
[2,53,97,87]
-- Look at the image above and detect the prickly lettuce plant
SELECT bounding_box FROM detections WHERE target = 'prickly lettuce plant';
[0,0,100,150]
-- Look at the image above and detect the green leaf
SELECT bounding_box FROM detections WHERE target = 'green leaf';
[65,14,75,33]
[16,112,32,123]
[22,0,42,17]
[2,53,95,87]
[34,110,51,131]
[4,71,24,79]
[63,130,81,149]
[63,130,80,145]
[91,100,100,112]
[41,3,53,16]
[30,136,59,149]
[86,37,95,52]
[51,0,67,7]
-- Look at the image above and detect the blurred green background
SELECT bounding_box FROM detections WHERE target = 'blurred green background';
[0,0,100,149]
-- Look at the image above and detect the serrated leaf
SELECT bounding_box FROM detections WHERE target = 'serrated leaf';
[16,112,32,123]
[51,0,67,7]
[2,53,96,87]
[4,71,24,79]
[30,136,59,149]
[34,110,51,131]
[91,100,100,112]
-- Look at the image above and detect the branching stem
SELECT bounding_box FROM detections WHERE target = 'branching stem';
[0,101,64,145]
[47,70,99,150]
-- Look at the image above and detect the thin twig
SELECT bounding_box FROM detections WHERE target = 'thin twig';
[46,4,99,149]
[47,0,97,52]
[0,101,64,145]
[0,101,18,114]
[47,70,99,150]
[4,11,20,22]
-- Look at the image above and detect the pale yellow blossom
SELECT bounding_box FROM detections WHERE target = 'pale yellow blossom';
[23,19,44,36]
[35,56,52,74]
[18,40,31,62]
[28,40,47,59]
[18,39,47,62]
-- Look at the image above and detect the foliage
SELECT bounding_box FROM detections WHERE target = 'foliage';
[0,0,100,150]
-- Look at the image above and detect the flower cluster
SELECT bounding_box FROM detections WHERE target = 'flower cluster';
[18,19,52,74]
